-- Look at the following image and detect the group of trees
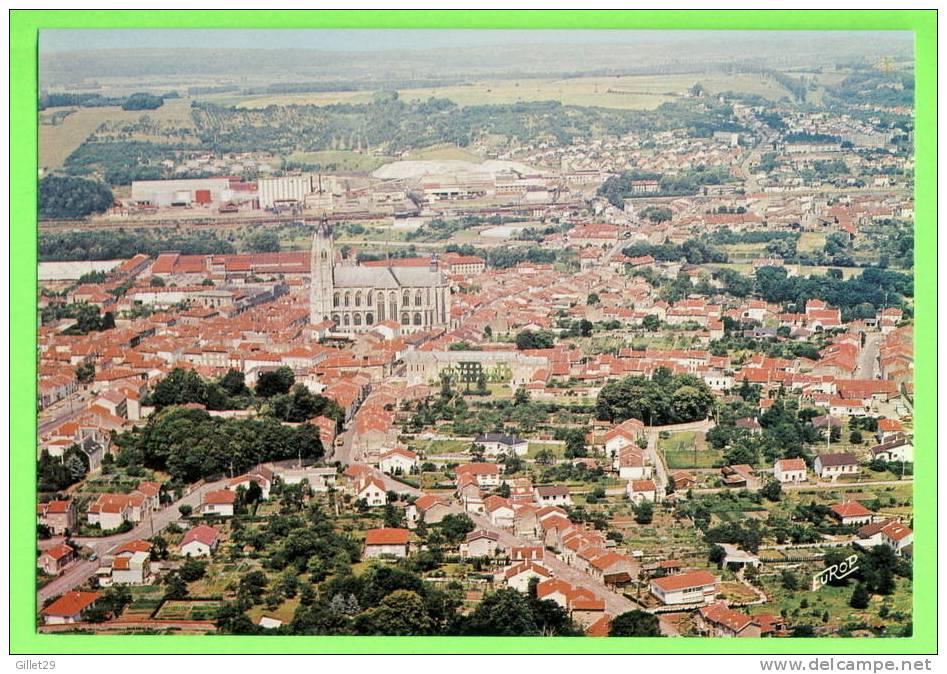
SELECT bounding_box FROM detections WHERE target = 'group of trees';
[39,229,236,261]
[41,302,115,334]
[113,405,324,482]
[147,367,253,411]
[37,446,89,492]
[38,175,114,219]
[596,368,716,425]
[623,239,728,266]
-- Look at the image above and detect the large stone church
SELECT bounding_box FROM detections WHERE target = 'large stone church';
[309,220,451,334]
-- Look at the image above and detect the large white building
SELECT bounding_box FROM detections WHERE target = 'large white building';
[259,175,312,209]
[309,220,451,334]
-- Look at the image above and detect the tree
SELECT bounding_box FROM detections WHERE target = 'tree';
[247,230,280,253]
[780,569,800,591]
[460,588,539,636]
[633,501,654,525]
[178,504,193,518]
[587,292,600,305]
[515,330,555,350]
[256,366,295,398]
[760,480,783,502]
[609,610,662,636]
[179,558,207,582]
[642,314,661,332]
[850,583,870,609]
[354,590,433,636]
[849,430,863,444]
[163,573,188,600]
[219,369,250,397]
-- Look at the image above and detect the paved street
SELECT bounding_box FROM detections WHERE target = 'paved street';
[39,478,229,604]
[855,332,883,380]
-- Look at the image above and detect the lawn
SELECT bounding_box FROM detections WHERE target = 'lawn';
[659,431,724,469]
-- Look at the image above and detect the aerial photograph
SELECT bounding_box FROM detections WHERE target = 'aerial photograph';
[34,28,915,638]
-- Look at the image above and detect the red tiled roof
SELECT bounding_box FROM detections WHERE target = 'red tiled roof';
[42,591,100,617]
[365,527,410,546]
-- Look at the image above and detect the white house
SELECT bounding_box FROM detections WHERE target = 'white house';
[356,477,388,507]
[650,570,718,606]
[813,452,859,480]
[455,463,501,488]
[463,530,501,558]
[502,561,553,592]
[200,489,236,517]
[180,524,220,557]
[363,527,410,559]
[41,591,100,625]
[870,437,914,463]
[475,433,529,457]
[830,502,874,526]
[774,458,808,483]
[484,495,516,528]
[378,447,419,474]
[533,485,573,507]
[627,479,658,504]
[107,551,150,586]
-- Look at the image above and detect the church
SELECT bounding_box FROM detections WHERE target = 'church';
[309,220,452,334]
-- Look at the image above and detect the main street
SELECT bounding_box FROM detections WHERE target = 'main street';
[855,332,883,380]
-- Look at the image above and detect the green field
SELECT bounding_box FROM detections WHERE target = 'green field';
[38,98,197,171]
[285,150,392,172]
[227,72,794,111]
[660,431,724,469]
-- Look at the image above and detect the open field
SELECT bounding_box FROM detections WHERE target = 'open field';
[226,72,794,111]
[39,98,197,171]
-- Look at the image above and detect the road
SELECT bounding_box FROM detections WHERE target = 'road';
[38,391,94,436]
[39,478,229,604]
[855,333,883,380]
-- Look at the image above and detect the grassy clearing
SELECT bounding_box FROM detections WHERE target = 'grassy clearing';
[402,143,484,162]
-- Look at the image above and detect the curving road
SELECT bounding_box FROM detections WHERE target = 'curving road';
[38,478,229,605]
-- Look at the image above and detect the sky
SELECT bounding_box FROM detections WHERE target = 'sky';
[39,29,911,54]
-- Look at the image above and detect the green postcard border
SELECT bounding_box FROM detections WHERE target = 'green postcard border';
[9,9,937,655]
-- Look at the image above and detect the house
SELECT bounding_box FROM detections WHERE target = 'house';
[602,423,644,457]
[407,494,452,525]
[106,550,150,585]
[773,458,807,483]
[41,591,100,625]
[227,469,273,500]
[37,499,77,535]
[533,485,573,507]
[180,524,220,557]
[615,446,652,480]
[830,501,874,526]
[363,527,411,559]
[378,447,419,474]
[587,552,638,585]
[670,470,697,490]
[650,570,718,605]
[484,495,516,528]
[880,521,914,555]
[696,602,761,638]
[876,418,905,443]
[474,433,529,457]
[38,543,75,576]
[200,489,237,517]
[87,493,136,531]
[870,436,914,463]
[720,464,755,488]
[455,462,501,488]
[502,561,553,592]
[814,452,859,480]
[463,530,500,558]
[627,479,658,504]
[356,477,389,507]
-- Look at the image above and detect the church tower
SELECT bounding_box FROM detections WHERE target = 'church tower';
[309,218,334,325]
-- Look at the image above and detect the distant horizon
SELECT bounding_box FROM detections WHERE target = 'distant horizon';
[39,28,913,54]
